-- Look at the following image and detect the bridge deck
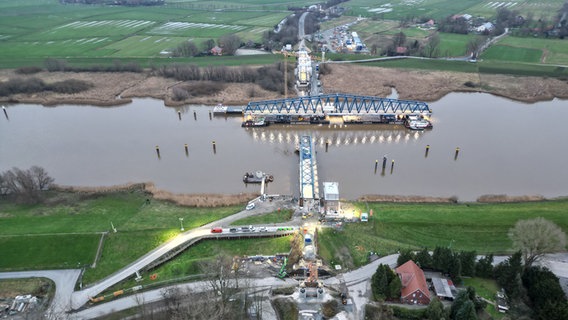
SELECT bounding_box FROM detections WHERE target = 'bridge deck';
[299,136,319,201]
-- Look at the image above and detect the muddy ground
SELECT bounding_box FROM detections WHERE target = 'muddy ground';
[1,64,568,107]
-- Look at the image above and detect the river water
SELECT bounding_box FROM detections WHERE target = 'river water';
[1,93,567,202]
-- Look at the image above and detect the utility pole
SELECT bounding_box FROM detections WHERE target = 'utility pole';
[284,51,288,100]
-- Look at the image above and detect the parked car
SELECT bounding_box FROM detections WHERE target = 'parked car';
[246,203,255,210]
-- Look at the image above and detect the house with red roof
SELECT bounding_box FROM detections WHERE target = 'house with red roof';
[395,260,431,305]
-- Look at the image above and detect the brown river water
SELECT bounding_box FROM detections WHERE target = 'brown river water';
[1,92,567,202]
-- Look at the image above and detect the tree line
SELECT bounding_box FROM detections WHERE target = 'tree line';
[370,218,567,319]
[0,78,92,97]
[59,0,164,6]
[0,166,54,204]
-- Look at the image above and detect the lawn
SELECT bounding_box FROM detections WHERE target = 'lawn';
[462,277,505,319]
[0,234,100,271]
[318,199,568,270]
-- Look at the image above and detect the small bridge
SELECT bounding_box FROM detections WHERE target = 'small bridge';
[299,135,319,207]
[243,93,431,115]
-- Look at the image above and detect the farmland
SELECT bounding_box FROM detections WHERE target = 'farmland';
[343,0,567,21]
[0,0,311,68]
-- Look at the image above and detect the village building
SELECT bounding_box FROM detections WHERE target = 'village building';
[396,260,431,305]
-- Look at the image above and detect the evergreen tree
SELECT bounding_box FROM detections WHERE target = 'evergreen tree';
[415,247,433,269]
[495,251,523,300]
[475,254,494,278]
[387,275,402,300]
[459,251,476,277]
[397,249,415,267]
[425,297,446,320]
[448,252,462,282]
[455,300,477,320]
[371,264,389,300]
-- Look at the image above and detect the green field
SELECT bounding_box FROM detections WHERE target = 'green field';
[483,36,568,65]
[230,209,294,226]
[100,235,293,294]
[0,190,243,284]
[437,32,478,57]
[318,200,568,270]
[344,0,567,22]
[0,0,297,67]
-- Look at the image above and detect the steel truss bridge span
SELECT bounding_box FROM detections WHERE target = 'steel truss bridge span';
[243,93,431,115]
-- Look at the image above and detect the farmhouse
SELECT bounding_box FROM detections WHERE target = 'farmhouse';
[396,260,430,305]
[210,46,223,56]
[476,22,495,33]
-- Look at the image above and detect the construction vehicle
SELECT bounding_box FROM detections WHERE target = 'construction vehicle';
[277,257,288,279]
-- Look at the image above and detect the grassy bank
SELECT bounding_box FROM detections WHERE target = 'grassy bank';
[0,190,243,284]
[230,209,294,226]
[318,199,568,270]
[100,235,293,294]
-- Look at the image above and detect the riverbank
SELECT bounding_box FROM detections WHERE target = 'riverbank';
[53,183,257,207]
[1,65,567,107]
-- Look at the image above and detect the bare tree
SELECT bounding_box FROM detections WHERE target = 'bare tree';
[508,217,567,268]
[466,36,486,59]
[1,166,54,203]
[218,34,241,55]
[424,32,440,58]
[173,41,199,57]
[30,166,54,190]
[200,254,241,318]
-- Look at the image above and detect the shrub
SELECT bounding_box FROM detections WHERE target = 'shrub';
[15,66,43,75]
[172,86,190,101]
[48,79,92,93]
[464,81,477,88]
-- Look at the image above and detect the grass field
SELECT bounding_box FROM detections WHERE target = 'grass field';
[230,209,294,226]
[100,235,293,294]
[483,36,568,65]
[437,32,478,57]
[0,0,295,67]
[0,190,244,284]
[344,0,566,22]
[0,278,54,299]
[318,199,568,270]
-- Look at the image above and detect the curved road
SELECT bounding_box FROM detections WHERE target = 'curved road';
[70,197,292,309]
[0,269,81,316]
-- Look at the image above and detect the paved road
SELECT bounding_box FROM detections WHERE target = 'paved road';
[324,254,399,320]
[70,197,293,309]
[0,269,81,316]
[70,277,297,319]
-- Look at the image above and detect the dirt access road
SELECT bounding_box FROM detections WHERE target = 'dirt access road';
[1,64,567,107]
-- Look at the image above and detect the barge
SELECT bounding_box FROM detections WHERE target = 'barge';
[243,171,274,184]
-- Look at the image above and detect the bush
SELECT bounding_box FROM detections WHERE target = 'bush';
[464,81,477,88]
[0,77,92,96]
[47,79,92,93]
[183,81,226,97]
[172,86,190,101]
[15,66,43,75]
